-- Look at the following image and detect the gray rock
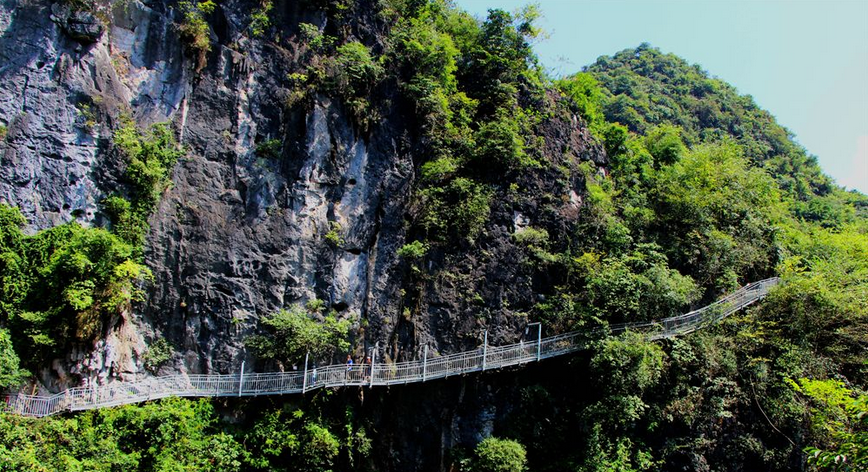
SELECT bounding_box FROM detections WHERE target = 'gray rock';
[51,3,104,44]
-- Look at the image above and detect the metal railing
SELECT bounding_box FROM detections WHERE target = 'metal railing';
[2,278,779,417]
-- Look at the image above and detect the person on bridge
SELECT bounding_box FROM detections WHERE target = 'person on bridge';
[345,355,354,380]
[364,356,372,381]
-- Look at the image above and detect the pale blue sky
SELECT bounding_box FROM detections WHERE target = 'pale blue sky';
[455,0,868,193]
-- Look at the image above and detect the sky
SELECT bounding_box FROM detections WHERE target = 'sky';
[455,0,868,194]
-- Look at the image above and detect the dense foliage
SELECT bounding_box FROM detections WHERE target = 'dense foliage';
[0,115,180,374]
[0,393,370,472]
[793,378,868,469]
[501,45,868,471]
[583,44,868,228]
[0,205,150,371]
[246,302,351,367]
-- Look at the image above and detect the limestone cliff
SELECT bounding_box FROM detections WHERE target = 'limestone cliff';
[0,0,604,389]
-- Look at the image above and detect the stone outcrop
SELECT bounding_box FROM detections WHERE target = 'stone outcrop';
[51,3,105,43]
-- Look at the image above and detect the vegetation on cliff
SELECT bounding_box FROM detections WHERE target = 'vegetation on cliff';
[0,205,151,373]
[0,115,180,378]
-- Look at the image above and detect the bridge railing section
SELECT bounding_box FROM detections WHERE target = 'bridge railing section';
[3,278,779,417]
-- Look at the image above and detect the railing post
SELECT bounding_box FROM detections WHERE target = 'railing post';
[422,345,428,382]
[537,323,542,362]
[302,351,309,394]
[482,330,488,371]
[370,350,376,388]
[238,361,245,397]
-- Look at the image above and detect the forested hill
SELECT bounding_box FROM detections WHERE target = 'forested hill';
[0,1,865,470]
[554,44,868,470]
[582,44,867,222]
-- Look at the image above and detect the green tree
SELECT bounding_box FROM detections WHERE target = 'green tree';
[556,72,606,133]
[328,41,384,126]
[0,328,27,388]
[792,378,867,470]
[650,141,783,289]
[474,110,531,169]
[588,332,666,428]
[472,437,527,472]
[0,397,246,471]
[247,304,351,364]
[644,124,686,166]
[419,177,491,244]
[579,246,699,323]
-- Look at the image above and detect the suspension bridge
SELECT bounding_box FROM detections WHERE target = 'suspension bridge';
[3,278,780,417]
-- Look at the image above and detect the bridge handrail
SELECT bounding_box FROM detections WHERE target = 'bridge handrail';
[2,277,779,417]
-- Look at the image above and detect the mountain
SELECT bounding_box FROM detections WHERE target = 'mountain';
[0,1,865,471]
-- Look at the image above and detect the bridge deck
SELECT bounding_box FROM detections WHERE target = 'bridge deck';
[3,278,779,417]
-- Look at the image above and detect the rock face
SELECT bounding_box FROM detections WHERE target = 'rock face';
[51,4,105,43]
[0,0,605,390]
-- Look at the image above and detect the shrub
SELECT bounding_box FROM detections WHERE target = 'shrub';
[178,0,216,70]
[398,240,428,259]
[246,304,350,364]
[143,338,173,372]
[0,328,28,388]
[471,437,527,472]
[326,41,383,127]
[249,0,272,37]
[102,196,146,247]
[299,22,333,52]
[513,227,557,262]
[419,177,491,244]
[512,227,548,247]
[474,112,529,170]
[556,72,606,133]
[108,118,184,246]
[305,298,326,313]
[301,423,340,471]
[0,124,6,141]
[420,156,458,183]
[76,102,97,132]
[325,221,344,246]
[255,138,282,159]
[389,12,462,136]
[330,41,383,97]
